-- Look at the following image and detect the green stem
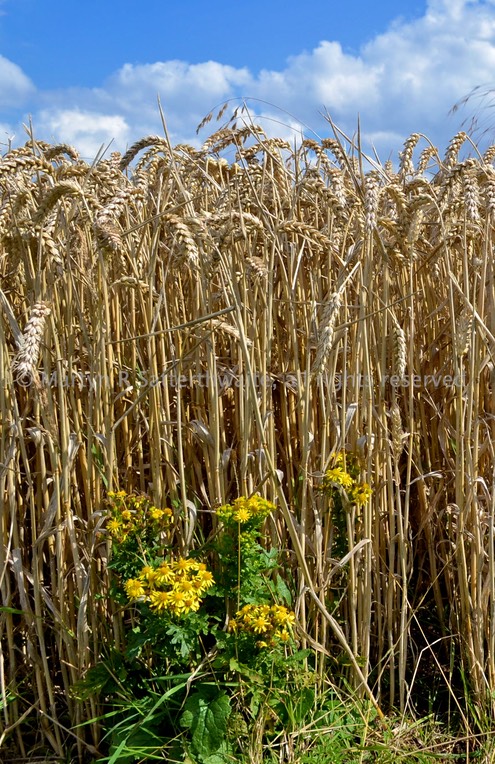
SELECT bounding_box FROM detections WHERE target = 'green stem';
[237,522,241,612]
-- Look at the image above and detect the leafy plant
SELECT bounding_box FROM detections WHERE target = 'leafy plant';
[180,684,232,762]
[76,490,301,762]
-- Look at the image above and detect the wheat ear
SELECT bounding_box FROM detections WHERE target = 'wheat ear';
[12,302,51,387]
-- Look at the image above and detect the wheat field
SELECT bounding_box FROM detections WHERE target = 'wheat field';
[1,119,495,760]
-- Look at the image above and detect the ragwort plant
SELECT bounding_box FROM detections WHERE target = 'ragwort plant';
[77,491,307,763]
[322,451,373,508]
[321,450,373,565]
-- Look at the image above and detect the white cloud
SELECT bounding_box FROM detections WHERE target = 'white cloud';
[426,0,470,20]
[257,42,380,113]
[102,60,254,146]
[0,54,34,108]
[111,60,251,98]
[7,0,495,161]
[245,0,495,157]
[37,109,130,158]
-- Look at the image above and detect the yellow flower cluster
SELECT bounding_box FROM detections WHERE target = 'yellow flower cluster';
[124,557,215,617]
[350,483,373,506]
[106,491,173,542]
[322,451,372,507]
[229,603,296,647]
[323,467,353,489]
[216,495,276,525]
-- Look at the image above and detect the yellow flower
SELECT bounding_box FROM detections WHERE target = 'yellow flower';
[177,579,194,593]
[195,570,214,590]
[124,578,146,600]
[323,467,354,489]
[121,510,132,521]
[149,507,164,521]
[217,495,275,523]
[107,518,121,535]
[168,590,186,612]
[251,615,271,634]
[139,566,160,585]
[182,594,201,613]
[330,451,345,467]
[149,591,170,612]
[329,451,361,479]
[350,483,373,506]
[271,605,295,626]
[173,557,197,573]
[216,503,234,520]
[233,507,251,523]
[156,563,174,585]
[234,495,275,520]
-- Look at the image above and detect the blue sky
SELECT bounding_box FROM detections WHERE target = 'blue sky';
[0,0,494,161]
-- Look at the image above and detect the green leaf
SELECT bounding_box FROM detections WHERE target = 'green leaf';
[166,621,199,659]
[70,660,126,700]
[109,722,164,763]
[0,691,16,710]
[284,648,312,664]
[106,679,189,764]
[201,748,232,764]
[125,626,149,660]
[0,606,26,615]
[180,686,231,758]
[228,658,263,683]
[290,686,316,725]
[274,574,292,605]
